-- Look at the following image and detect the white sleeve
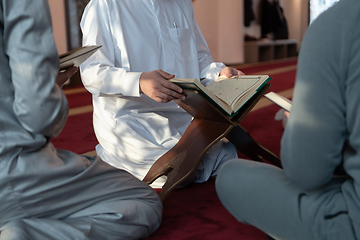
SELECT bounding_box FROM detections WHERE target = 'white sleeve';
[79,0,142,97]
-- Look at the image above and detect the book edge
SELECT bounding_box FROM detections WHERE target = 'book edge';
[170,78,233,115]
[59,45,101,64]
[229,75,271,113]
[264,91,292,112]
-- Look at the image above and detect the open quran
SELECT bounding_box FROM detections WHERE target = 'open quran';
[170,75,271,116]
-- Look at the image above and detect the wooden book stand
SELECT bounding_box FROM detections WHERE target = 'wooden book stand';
[143,83,281,202]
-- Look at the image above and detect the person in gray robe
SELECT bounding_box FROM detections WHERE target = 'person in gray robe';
[0,0,162,239]
[216,0,360,239]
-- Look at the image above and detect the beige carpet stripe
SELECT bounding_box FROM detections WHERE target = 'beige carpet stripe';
[82,150,97,156]
[230,56,298,69]
[250,65,297,76]
[68,105,93,116]
[63,87,88,95]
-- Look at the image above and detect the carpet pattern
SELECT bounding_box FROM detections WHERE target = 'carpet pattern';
[51,58,297,239]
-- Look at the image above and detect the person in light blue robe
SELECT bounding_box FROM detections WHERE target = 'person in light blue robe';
[0,0,162,239]
[216,0,360,239]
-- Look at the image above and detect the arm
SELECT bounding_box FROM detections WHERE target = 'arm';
[80,0,184,102]
[280,9,350,190]
[80,0,140,97]
[5,0,68,138]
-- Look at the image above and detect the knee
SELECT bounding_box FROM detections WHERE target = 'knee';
[126,199,163,238]
[127,189,163,238]
[141,196,163,235]
[217,140,238,161]
[216,158,253,186]
[215,159,247,200]
[88,198,163,239]
[0,220,30,240]
[215,159,272,205]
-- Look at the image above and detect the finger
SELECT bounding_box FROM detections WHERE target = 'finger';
[229,67,243,77]
[231,68,239,76]
[163,88,185,100]
[220,67,233,78]
[161,79,183,94]
[237,70,245,76]
[155,83,185,100]
[157,69,175,80]
[155,92,176,103]
[63,66,79,79]
[232,69,244,76]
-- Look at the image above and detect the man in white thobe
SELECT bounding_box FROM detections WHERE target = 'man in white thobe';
[0,0,162,239]
[80,0,242,188]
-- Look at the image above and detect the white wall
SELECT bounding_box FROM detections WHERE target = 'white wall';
[48,0,68,54]
[193,0,244,64]
[49,0,309,63]
[193,0,219,60]
[217,0,244,64]
[280,0,309,48]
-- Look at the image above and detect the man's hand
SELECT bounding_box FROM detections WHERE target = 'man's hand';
[284,111,290,118]
[139,70,185,103]
[219,67,244,78]
[56,67,78,88]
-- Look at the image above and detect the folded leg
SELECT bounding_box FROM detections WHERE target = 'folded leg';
[0,151,162,240]
[1,199,160,240]
[215,159,355,240]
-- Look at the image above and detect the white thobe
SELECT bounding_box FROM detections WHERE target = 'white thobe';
[80,0,238,188]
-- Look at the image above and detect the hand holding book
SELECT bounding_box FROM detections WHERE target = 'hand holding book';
[138,67,242,104]
[219,67,244,78]
[139,69,185,103]
[56,67,78,88]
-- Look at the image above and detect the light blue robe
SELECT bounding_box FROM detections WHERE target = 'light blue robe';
[0,1,162,239]
[216,0,360,239]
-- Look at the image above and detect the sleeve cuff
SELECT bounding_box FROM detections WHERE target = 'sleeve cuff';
[121,72,143,97]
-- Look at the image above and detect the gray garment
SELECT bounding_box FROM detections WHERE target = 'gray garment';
[0,1,162,239]
[216,160,355,240]
[216,0,360,239]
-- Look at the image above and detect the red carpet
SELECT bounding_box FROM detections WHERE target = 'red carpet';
[239,58,297,74]
[144,179,267,240]
[51,58,297,239]
[54,113,97,154]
